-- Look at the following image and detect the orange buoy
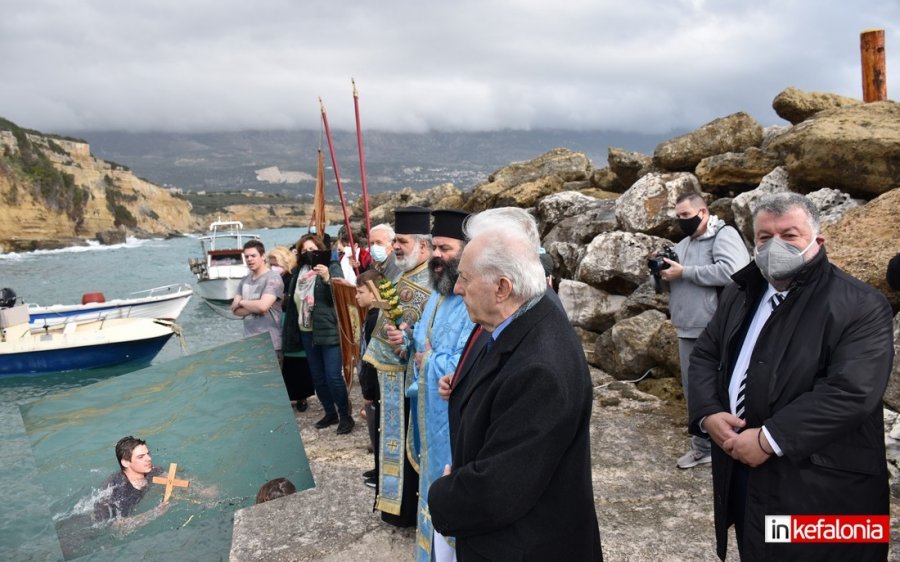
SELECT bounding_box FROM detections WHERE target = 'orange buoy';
[81,292,106,304]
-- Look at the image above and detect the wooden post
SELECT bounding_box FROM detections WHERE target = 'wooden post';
[861,29,887,102]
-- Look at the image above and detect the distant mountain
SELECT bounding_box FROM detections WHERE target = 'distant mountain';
[68,129,675,197]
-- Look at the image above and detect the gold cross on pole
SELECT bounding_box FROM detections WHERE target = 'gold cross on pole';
[151,463,190,503]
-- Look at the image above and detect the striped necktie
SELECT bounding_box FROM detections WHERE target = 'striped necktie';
[736,293,785,421]
[770,292,785,311]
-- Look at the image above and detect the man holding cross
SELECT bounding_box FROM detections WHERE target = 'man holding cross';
[93,436,165,521]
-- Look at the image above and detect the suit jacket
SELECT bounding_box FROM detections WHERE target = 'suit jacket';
[448,287,564,449]
[429,295,603,562]
[689,250,893,562]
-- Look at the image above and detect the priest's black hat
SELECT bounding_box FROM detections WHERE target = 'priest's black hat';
[393,206,431,235]
[431,209,469,241]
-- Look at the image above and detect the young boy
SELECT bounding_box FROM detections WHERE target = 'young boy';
[355,269,384,489]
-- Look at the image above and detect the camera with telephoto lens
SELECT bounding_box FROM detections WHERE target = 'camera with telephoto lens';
[648,247,679,293]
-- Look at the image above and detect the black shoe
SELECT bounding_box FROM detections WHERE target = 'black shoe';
[362,468,377,479]
[336,416,355,435]
[296,399,309,412]
[364,476,377,488]
[314,413,338,429]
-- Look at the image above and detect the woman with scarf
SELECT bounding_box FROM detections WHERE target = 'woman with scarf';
[269,246,315,413]
[282,234,355,435]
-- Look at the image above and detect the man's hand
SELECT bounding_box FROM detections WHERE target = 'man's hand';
[438,374,453,400]
[230,296,242,314]
[660,259,684,281]
[702,412,745,449]
[386,322,406,346]
[723,427,772,468]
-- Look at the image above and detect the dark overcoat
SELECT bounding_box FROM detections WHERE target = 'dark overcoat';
[429,295,603,562]
[689,250,893,561]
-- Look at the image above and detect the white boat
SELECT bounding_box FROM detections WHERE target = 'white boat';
[0,303,178,376]
[188,220,261,303]
[27,284,193,329]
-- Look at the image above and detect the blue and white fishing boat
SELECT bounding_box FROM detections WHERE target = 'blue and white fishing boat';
[0,302,178,376]
[26,283,192,329]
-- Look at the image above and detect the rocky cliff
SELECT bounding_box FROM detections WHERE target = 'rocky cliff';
[0,119,193,252]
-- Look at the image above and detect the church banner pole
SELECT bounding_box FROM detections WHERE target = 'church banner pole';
[319,97,359,275]
[352,79,372,242]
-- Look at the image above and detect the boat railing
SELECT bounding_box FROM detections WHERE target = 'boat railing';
[126,283,193,299]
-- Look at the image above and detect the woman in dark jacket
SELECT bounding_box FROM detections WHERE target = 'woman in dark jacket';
[282,234,354,435]
[269,246,315,412]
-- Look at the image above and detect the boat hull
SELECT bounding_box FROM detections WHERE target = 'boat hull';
[0,317,178,376]
[0,333,174,376]
[194,277,244,303]
[27,285,192,328]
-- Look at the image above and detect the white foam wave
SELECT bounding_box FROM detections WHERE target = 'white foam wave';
[0,237,165,260]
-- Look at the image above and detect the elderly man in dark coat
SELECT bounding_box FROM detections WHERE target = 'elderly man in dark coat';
[688,192,893,561]
[427,225,603,562]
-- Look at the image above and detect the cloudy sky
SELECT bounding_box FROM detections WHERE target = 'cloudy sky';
[2,0,897,135]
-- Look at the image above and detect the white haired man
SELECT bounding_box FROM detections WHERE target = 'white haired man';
[689,192,892,561]
[428,227,603,561]
[369,223,402,281]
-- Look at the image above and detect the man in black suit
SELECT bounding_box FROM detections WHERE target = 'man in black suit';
[427,227,603,562]
[689,193,893,561]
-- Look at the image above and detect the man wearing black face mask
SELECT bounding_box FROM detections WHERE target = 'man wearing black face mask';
[688,192,893,562]
[660,191,750,469]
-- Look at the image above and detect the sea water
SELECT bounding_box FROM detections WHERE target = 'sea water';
[0,226,333,561]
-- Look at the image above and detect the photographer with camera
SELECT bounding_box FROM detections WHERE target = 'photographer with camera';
[659,192,749,469]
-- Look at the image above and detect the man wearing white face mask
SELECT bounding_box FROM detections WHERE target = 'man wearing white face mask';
[368,223,403,282]
[687,192,893,562]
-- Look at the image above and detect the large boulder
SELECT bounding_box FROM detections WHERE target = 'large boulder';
[592,310,670,380]
[884,312,900,411]
[546,241,585,282]
[591,167,627,193]
[464,148,591,212]
[694,147,781,193]
[805,187,863,226]
[766,101,900,198]
[577,231,670,295]
[708,197,738,227]
[558,279,627,334]
[822,188,900,310]
[731,166,791,242]
[614,280,671,323]
[615,172,701,238]
[607,147,654,188]
[647,319,681,379]
[772,86,862,125]
[653,112,764,171]
[542,199,618,246]
[535,191,601,235]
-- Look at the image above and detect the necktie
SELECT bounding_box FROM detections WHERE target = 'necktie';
[450,325,482,390]
[736,293,785,421]
[770,292,785,311]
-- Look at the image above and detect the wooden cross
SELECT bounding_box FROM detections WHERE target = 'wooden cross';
[151,463,190,503]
